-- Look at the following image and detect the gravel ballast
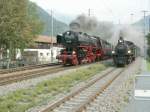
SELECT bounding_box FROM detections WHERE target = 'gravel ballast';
[28,58,141,112]
[27,67,114,112]
[0,58,141,112]
[0,64,101,96]
[85,58,141,112]
[0,63,108,112]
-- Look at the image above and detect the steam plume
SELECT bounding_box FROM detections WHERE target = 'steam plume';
[69,14,114,40]
[70,14,144,53]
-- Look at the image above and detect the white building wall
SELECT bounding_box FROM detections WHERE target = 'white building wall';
[0,46,63,66]
[24,47,63,63]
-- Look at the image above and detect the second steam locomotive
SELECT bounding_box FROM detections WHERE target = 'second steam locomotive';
[56,31,113,65]
[112,37,140,66]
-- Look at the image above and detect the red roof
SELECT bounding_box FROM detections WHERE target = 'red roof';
[34,35,56,43]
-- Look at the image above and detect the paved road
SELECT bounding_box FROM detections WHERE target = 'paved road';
[123,75,150,112]
[123,59,150,112]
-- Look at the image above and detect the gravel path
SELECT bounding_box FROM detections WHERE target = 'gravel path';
[85,58,141,112]
[0,64,96,96]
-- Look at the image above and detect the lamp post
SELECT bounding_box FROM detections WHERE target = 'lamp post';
[51,9,54,63]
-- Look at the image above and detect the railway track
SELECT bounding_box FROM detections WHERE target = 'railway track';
[39,58,139,112]
[0,63,60,74]
[0,65,64,86]
[0,59,113,75]
[0,62,105,86]
[39,67,125,112]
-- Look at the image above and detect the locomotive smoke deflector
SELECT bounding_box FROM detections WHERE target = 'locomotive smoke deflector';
[57,34,63,44]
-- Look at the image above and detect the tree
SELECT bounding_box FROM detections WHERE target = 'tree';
[0,0,43,62]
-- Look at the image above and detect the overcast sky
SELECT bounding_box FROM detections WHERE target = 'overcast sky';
[30,0,150,24]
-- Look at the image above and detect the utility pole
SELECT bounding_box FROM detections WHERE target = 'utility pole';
[130,13,134,24]
[149,18,150,32]
[88,8,91,16]
[142,10,148,59]
[142,10,148,35]
[51,9,54,63]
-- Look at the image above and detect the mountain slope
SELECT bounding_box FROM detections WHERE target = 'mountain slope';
[133,15,150,33]
[54,12,75,25]
[36,6,69,36]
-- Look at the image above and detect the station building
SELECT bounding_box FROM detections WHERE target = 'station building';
[18,35,63,65]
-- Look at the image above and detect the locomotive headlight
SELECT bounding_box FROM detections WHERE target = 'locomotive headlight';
[119,40,123,43]
[72,51,76,55]
[128,50,131,54]
[67,31,70,35]
[112,51,115,54]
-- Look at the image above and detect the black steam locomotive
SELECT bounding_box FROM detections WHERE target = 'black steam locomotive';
[56,31,113,65]
[112,37,140,66]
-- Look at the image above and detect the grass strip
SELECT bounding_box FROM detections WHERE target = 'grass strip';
[0,64,106,112]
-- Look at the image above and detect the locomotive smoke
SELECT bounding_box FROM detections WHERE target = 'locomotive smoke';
[70,14,144,53]
[69,14,114,40]
[110,25,144,53]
